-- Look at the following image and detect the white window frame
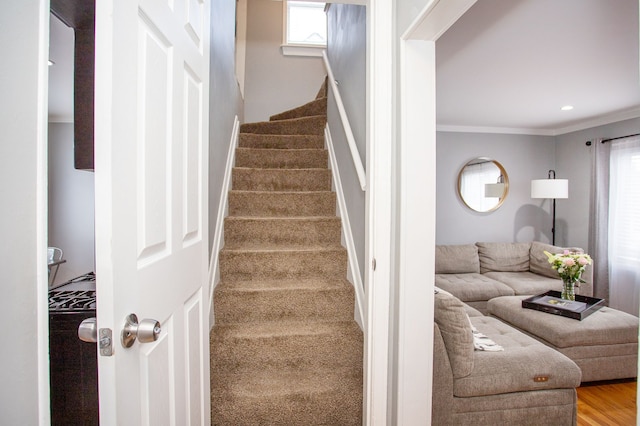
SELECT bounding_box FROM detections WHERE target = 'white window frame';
[281,1,326,57]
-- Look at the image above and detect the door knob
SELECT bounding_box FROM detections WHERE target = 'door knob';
[78,317,98,343]
[121,313,161,348]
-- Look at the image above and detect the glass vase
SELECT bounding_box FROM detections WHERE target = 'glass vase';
[561,278,576,301]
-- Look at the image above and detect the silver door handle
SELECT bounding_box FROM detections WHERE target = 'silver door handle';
[121,313,161,348]
[78,317,98,343]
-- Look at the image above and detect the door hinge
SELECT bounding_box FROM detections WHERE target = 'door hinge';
[99,328,113,357]
[372,258,376,271]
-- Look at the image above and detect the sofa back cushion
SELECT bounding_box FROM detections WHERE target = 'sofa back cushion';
[434,289,474,378]
[529,241,584,279]
[477,242,531,273]
[435,244,480,274]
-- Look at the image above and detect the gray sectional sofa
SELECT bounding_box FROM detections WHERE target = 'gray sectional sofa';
[432,241,595,424]
[435,241,593,314]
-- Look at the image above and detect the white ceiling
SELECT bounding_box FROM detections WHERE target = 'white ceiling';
[48,1,640,134]
[436,0,640,135]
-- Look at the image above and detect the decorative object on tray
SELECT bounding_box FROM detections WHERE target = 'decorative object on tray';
[522,291,605,320]
[544,250,592,300]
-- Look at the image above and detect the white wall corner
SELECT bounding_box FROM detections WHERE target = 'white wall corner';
[325,124,366,329]
[209,116,240,329]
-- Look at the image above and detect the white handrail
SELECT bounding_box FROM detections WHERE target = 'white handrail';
[322,50,366,191]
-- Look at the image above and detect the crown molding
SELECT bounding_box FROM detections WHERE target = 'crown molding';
[437,106,640,136]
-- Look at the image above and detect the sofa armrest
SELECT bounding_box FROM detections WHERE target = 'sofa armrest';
[432,323,454,425]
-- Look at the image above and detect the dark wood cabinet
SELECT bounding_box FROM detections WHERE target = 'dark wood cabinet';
[51,0,95,170]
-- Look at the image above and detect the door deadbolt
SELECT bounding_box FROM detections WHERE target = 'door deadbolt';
[121,313,161,348]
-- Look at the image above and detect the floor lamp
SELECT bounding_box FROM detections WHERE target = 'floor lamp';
[531,170,568,245]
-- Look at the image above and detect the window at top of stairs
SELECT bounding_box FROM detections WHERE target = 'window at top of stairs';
[281,1,326,57]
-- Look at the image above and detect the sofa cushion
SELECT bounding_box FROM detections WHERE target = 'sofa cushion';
[463,303,484,318]
[453,316,582,398]
[530,241,584,279]
[483,271,562,295]
[434,290,474,378]
[435,244,480,274]
[477,242,532,273]
[435,273,515,302]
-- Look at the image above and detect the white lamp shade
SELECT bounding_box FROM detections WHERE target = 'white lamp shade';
[485,183,505,198]
[531,179,568,199]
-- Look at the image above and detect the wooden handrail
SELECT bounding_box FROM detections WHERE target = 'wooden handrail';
[322,50,366,191]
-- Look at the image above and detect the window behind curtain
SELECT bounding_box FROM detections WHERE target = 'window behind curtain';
[460,161,501,212]
[608,135,640,315]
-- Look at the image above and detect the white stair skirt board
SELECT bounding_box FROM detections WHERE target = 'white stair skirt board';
[325,124,365,330]
[209,116,240,328]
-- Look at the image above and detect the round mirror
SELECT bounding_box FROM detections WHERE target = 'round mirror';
[457,157,509,212]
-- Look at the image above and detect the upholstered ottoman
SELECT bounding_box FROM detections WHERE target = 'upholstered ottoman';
[488,296,639,382]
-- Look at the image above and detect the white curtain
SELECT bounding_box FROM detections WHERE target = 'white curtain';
[588,138,609,301]
[608,135,640,316]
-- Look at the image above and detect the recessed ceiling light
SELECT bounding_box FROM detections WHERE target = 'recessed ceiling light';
[561,105,574,111]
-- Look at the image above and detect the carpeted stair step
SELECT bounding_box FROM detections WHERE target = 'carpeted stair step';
[210,321,362,373]
[219,247,347,282]
[235,147,328,169]
[211,369,362,426]
[232,168,332,192]
[224,217,341,248]
[211,80,361,425]
[239,134,324,150]
[270,97,327,121]
[240,115,326,136]
[228,190,336,217]
[214,278,354,324]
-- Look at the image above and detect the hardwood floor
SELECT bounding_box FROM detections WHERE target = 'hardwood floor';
[577,379,637,425]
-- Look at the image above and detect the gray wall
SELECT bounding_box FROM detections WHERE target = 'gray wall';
[326,4,367,280]
[556,117,640,250]
[209,0,245,255]
[436,118,640,249]
[243,0,326,122]
[48,123,96,285]
[0,1,48,423]
[436,132,557,245]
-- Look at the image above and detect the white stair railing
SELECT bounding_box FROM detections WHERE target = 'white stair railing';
[322,50,366,191]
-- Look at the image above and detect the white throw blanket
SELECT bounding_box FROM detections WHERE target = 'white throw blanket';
[471,325,504,352]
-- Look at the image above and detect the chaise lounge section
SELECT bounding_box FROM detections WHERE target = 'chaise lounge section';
[433,289,582,425]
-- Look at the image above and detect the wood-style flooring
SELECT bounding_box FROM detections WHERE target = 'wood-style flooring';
[578,379,637,425]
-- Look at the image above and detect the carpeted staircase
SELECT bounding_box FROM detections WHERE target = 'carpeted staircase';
[210,81,364,425]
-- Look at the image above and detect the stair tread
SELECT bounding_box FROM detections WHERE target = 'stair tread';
[233,166,328,171]
[236,147,326,153]
[225,216,340,222]
[220,246,346,254]
[226,215,338,221]
[222,241,342,250]
[216,277,352,291]
[213,319,360,336]
[229,190,333,194]
[241,114,327,127]
[212,368,361,397]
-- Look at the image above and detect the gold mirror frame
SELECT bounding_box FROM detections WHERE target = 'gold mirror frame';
[457,157,509,213]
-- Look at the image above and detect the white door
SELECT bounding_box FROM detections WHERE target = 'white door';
[93,0,211,424]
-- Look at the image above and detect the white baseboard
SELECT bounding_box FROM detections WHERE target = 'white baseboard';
[325,124,365,330]
[208,116,240,329]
